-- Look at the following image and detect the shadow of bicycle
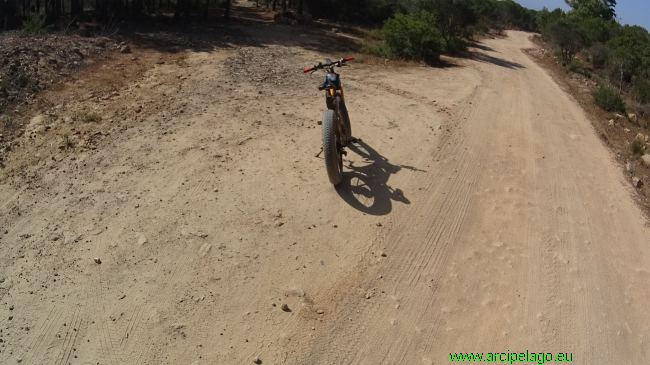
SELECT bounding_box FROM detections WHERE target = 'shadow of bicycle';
[336,139,423,216]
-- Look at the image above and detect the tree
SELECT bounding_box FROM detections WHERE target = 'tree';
[565,0,616,21]
[382,11,444,63]
[545,17,587,65]
[608,25,650,85]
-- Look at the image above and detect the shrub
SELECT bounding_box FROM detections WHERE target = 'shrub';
[544,17,587,65]
[633,78,650,104]
[569,59,591,77]
[382,11,443,63]
[22,12,47,35]
[593,85,626,112]
[73,110,102,123]
[444,36,467,54]
[588,43,608,69]
[631,139,646,155]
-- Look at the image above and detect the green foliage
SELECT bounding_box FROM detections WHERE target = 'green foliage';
[568,59,591,77]
[575,16,619,45]
[536,7,565,33]
[381,11,444,63]
[593,85,626,112]
[588,43,609,69]
[607,25,650,81]
[21,12,47,35]
[416,0,475,49]
[544,17,587,65]
[632,139,646,155]
[565,0,617,20]
[633,78,650,104]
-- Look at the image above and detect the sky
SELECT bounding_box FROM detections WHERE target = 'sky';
[514,0,650,31]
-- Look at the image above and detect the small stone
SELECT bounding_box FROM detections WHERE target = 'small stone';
[632,177,643,188]
[608,119,615,126]
[628,113,638,123]
[9,305,14,311]
[316,309,324,315]
[119,45,131,54]
[635,133,645,144]
[641,154,650,168]
[93,257,102,264]
[7,316,12,321]
[376,222,383,227]
[253,356,262,364]
[281,304,291,312]
[379,251,387,257]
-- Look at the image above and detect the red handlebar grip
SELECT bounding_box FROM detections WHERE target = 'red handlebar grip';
[344,56,355,62]
[303,67,313,73]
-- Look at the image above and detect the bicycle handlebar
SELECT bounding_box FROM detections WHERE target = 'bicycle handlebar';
[303,56,355,73]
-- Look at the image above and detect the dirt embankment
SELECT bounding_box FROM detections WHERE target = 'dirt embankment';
[0,32,119,114]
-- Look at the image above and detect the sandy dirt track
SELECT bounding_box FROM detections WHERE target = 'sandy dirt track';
[1,26,649,364]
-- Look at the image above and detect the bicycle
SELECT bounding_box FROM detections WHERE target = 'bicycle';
[304,56,355,186]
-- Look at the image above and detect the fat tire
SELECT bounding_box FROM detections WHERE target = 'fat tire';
[339,99,352,145]
[322,109,343,185]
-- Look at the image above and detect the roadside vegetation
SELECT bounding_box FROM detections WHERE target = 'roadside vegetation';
[360,0,538,63]
[537,0,650,117]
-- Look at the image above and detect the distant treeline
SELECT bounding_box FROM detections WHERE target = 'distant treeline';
[0,1,316,29]
[538,0,650,112]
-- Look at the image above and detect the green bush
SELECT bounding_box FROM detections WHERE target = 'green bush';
[382,11,443,63]
[568,59,591,77]
[443,36,467,54]
[544,17,587,65]
[593,85,626,112]
[22,12,47,35]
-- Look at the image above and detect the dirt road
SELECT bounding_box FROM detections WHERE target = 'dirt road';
[1,26,649,364]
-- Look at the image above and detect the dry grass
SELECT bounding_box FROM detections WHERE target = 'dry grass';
[73,109,102,123]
